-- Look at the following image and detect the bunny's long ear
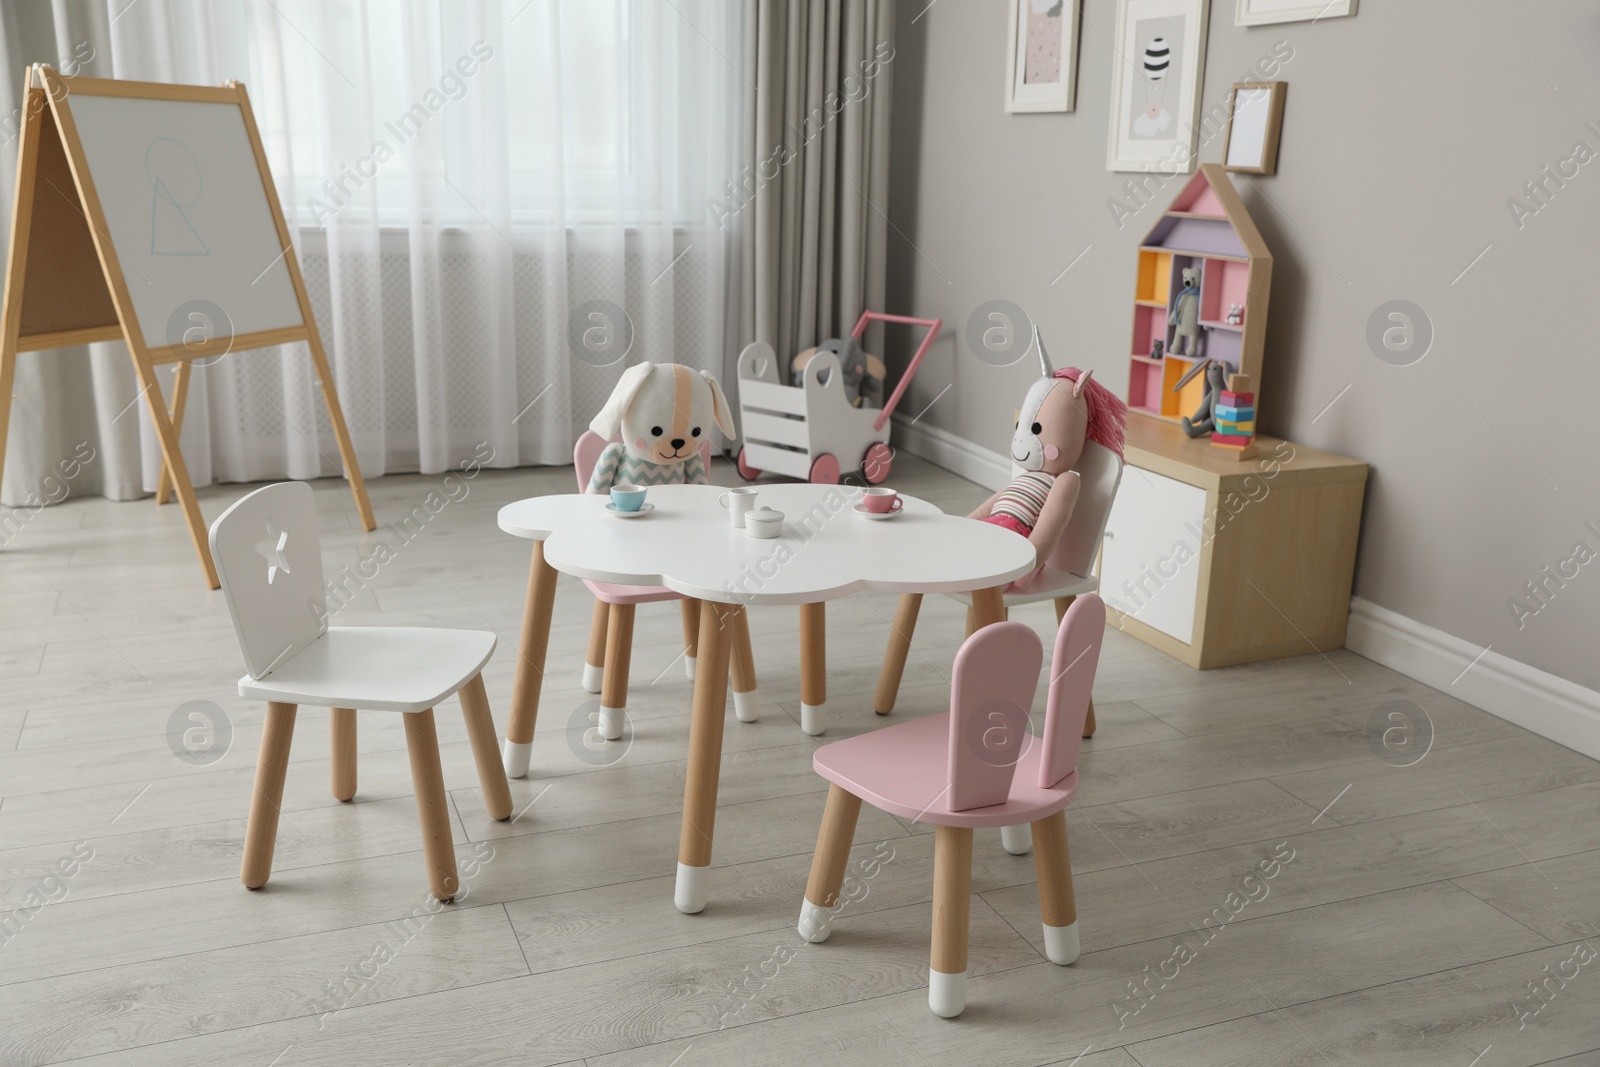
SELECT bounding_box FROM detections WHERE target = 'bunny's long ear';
[1072,367,1094,398]
[590,362,654,440]
[701,369,737,438]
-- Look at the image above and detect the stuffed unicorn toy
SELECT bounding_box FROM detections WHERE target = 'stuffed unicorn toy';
[970,327,1127,576]
[586,362,737,493]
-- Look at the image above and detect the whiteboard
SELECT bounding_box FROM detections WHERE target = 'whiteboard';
[65,94,302,350]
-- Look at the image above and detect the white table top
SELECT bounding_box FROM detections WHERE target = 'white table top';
[497,483,1036,605]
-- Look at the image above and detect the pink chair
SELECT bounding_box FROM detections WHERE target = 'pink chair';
[572,431,759,744]
[797,595,1105,1018]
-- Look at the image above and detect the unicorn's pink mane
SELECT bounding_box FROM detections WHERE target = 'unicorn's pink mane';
[1054,367,1128,461]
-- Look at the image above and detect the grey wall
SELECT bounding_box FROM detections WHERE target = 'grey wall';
[885,0,1600,691]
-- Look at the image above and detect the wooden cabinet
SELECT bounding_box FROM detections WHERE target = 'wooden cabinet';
[1101,414,1368,669]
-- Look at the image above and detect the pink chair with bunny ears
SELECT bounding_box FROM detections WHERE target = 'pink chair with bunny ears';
[569,432,760,749]
[797,595,1106,1018]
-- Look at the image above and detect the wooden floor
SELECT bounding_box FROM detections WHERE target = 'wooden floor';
[1,454,1598,1066]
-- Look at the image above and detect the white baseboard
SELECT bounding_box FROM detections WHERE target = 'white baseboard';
[1347,596,1600,761]
[891,420,1010,491]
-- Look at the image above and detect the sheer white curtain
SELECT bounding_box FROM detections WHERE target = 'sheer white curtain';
[0,0,742,505]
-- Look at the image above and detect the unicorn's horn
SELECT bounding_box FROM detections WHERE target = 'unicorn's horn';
[1034,325,1054,377]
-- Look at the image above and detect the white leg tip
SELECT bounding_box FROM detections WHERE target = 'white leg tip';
[801,702,826,736]
[581,663,603,693]
[684,654,696,680]
[675,862,709,914]
[928,969,967,1018]
[599,705,625,741]
[1043,920,1080,965]
[734,689,760,723]
[798,898,834,942]
[501,739,531,779]
[1001,824,1032,856]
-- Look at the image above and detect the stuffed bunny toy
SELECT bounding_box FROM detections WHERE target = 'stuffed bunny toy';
[970,328,1127,579]
[791,337,886,408]
[586,362,737,493]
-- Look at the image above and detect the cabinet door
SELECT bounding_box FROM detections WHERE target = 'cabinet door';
[1100,466,1207,645]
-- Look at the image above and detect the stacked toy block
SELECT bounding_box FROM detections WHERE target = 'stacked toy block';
[1211,373,1258,461]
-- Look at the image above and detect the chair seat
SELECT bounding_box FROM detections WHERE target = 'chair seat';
[583,578,683,605]
[813,711,1077,828]
[237,627,496,712]
[946,566,1097,607]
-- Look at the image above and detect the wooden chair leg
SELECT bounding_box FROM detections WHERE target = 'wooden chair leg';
[1032,810,1080,964]
[800,602,826,736]
[404,709,459,902]
[459,673,513,821]
[798,784,862,941]
[583,599,608,693]
[599,602,636,741]
[874,593,921,715]
[964,605,978,638]
[1054,596,1097,739]
[930,824,974,1017]
[729,605,759,723]
[330,707,356,802]
[242,702,297,889]
[680,598,701,679]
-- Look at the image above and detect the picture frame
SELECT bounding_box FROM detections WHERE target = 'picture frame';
[1005,0,1082,113]
[1235,0,1356,27]
[1223,81,1287,175]
[1106,0,1209,173]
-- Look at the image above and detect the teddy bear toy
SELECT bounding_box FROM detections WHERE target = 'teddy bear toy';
[970,328,1127,578]
[1168,266,1202,356]
[791,336,886,408]
[586,362,737,492]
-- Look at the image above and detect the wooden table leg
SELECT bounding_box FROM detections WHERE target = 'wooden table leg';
[330,707,356,801]
[729,605,759,723]
[800,601,827,736]
[676,599,735,914]
[970,586,1005,630]
[503,541,558,779]
[241,702,297,889]
[873,593,921,715]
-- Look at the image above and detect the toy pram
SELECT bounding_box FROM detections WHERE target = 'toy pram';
[734,309,942,485]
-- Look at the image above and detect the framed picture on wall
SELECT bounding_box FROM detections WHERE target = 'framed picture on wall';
[1006,0,1083,112]
[1235,0,1356,26]
[1223,81,1287,174]
[1106,0,1209,173]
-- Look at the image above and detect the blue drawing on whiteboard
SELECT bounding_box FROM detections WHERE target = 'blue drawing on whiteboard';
[146,137,207,256]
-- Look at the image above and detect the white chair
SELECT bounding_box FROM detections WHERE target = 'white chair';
[874,443,1122,775]
[570,431,760,747]
[210,482,512,901]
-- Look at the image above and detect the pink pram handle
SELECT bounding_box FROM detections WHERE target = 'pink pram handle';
[851,309,943,432]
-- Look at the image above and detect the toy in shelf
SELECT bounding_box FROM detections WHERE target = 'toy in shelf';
[1151,340,1164,359]
[1211,372,1259,461]
[792,337,886,409]
[1168,267,1203,356]
[1173,358,1228,438]
[969,327,1128,578]
[586,363,737,492]
[1123,163,1272,426]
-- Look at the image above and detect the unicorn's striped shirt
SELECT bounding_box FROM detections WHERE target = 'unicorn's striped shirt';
[990,470,1056,533]
[587,442,707,492]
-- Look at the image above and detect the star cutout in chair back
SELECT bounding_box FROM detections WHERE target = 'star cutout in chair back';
[255,521,291,584]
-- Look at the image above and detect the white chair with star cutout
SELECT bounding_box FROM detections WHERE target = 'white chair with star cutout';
[210,481,512,902]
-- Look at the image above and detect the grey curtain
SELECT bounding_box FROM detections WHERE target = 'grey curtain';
[735,0,896,362]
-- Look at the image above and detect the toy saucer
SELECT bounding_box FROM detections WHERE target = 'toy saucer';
[606,502,655,518]
[853,502,902,521]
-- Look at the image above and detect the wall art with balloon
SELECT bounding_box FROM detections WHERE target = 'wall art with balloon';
[1106,0,1210,173]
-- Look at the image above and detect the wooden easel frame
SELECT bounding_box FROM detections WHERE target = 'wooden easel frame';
[0,66,374,589]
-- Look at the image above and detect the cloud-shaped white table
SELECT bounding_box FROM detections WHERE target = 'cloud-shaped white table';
[497,483,1035,913]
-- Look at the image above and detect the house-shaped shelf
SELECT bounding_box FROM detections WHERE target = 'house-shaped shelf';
[1126,163,1273,423]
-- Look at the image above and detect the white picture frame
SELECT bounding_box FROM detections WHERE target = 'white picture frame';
[1005,0,1082,113]
[1235,0,1356,27]
[1106,0,1209,173]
